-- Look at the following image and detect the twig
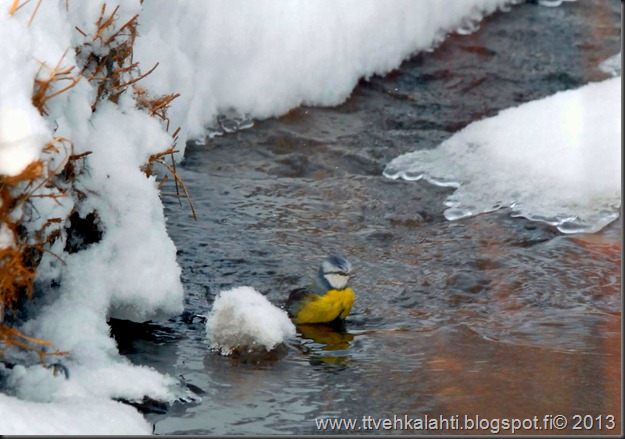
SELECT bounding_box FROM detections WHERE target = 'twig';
[117,62,158,88]
[154,158,197,220]
[27,0,42,25]
[9,0,21,15]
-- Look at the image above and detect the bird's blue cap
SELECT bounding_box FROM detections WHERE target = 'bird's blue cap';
[315,254,353,292]
[322,254,352,274]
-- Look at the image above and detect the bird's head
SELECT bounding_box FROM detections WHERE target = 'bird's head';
[318,254,353,291]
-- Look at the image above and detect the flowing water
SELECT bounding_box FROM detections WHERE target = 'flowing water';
[111,1,621,434]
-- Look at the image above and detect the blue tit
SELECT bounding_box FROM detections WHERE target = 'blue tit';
[285,255,355,324]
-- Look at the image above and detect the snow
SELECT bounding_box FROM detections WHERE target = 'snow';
[384,77,621,234]
[7,0,601,434]
[134,0,512,153]
[0,392,152,435]
[0,15,51,176]
[599,51,621,77]
[205,286,296,355]
[1,1,184,434]
[537,0,577,7]
[0,223,12,249]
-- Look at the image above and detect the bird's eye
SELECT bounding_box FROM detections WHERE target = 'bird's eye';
[325,270,349,276]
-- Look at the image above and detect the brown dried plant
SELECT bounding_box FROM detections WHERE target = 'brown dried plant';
[0,137,75,362]
[74,4,195,220]
[8,0,21,15]
[32,49,81,116]
[76,4,152,110]
[0,244,36,313]
[134,89,196,219]
[0,233,63,363]
[0,326,68,364]
[2,1,192,365]
[134,87,181,131]
[8,0,41,24]
[144,142,198,221]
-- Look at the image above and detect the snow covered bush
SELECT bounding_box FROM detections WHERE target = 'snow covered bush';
[1,1,187,433]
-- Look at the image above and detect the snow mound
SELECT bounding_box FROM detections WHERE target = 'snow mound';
[205,287,296,355]
[134,0,512,153]
[0,392,151,435]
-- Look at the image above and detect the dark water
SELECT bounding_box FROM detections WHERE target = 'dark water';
[114,1,621,435]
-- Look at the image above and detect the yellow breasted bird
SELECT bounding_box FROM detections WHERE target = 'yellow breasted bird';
[285,255,355,324]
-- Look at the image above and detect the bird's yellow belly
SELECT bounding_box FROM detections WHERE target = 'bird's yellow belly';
[293,288,355,324]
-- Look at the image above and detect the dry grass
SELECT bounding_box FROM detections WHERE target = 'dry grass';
[8,0,20,15]
[0,245,36,312]
[134,87,181,131]
[0,140,72,284]
[32,49,81,116]
[0,326,68,364]
[2,1,193,364]
[77,4,196,218]
[144,144,198,221]
[76,4,148,110]
[8,0,44,25]
[0,149,69,362]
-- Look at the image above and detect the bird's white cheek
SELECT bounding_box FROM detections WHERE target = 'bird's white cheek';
[325,273,349,290]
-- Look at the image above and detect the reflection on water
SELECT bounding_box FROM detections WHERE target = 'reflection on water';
[118,0,623,435]
[298,323,354,349]
[297,323,355,366]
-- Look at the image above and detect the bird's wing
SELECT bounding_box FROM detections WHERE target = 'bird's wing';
[285,287,318,316]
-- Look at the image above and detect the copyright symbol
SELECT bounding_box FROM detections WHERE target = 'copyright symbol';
[553,415,567,430]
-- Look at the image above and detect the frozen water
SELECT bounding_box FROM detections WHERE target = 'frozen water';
[5,0,583,433]
[599,52,622,77]
[538,0,563,7]
[384,77,621,234]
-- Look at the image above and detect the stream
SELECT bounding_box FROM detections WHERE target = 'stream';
[110,1,621,434]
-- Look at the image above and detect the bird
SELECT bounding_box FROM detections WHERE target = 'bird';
[285,255,355,325]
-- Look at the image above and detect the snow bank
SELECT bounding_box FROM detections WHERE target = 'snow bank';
[206,286,296,355]
[40,100,184,322]
[1,1,184,434]
[384,77,621,233]
[0,392,151,435]
[134,0,512,152]
[1,0,519,434]
[0,10,51,176]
